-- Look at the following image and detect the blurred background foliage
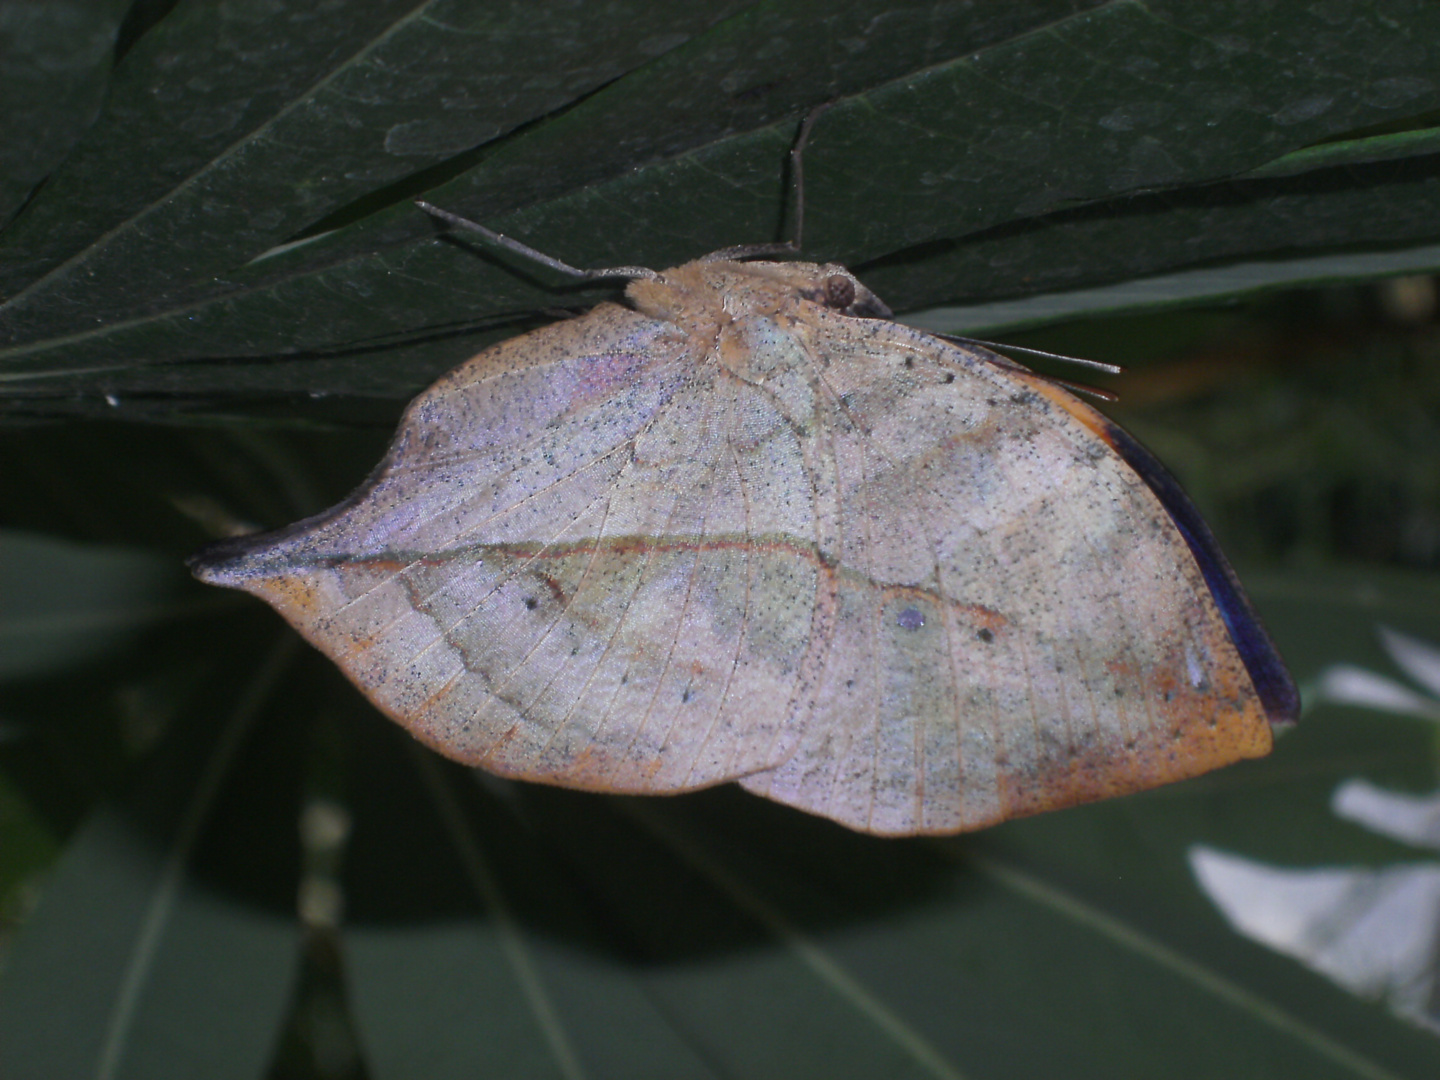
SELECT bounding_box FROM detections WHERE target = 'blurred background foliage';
[2,1,1440,1077]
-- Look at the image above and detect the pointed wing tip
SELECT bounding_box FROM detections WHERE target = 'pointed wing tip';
[186,545,231,585]
[1257,666,1302,728]
[186,534,270,588]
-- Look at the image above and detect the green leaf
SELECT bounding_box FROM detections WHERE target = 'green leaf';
[0,635,305,1080]
[0,530,210,680]
[899,129,1440,332]
[2,0,1439,419]
[341,721,718,1080]
[0,0,130,224]
[0,0,751,325]
[0,771,58,943]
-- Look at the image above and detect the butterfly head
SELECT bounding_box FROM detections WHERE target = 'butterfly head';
[628,259,892,328]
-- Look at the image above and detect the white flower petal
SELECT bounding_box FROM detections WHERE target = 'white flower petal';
[1332,779,1440,851]
[1379,625,1440,700]
[1190,844,1440,1031]
[1313,665,1440,720]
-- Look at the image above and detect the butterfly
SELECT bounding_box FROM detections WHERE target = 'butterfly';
[190,121,1297,836]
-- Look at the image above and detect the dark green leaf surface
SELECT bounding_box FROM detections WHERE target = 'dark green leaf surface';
[0,0,752,327]
[0,0,130,224]
[0,531,209,680]
[0,634,305,1080]
[2,0,1439,419]
[895,128,1440,331]
[342,728,720,1080]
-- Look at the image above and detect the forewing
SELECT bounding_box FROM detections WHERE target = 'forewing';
[738,312,1277,835]
[191,303,823,792]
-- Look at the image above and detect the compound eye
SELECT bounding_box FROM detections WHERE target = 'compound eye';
[823,274,856,309]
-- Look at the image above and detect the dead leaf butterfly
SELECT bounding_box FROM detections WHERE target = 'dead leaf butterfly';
[190,111,1297,835]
